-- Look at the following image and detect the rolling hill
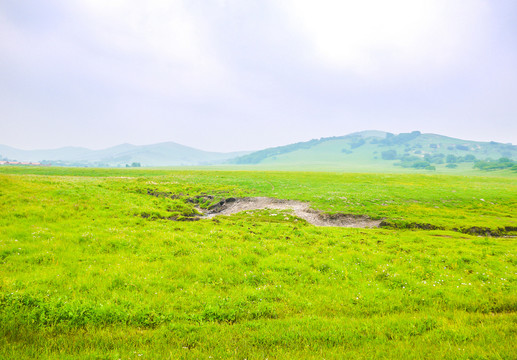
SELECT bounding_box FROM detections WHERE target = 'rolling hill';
[230,131,517,172]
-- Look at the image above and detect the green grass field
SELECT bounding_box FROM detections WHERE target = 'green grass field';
[0,167,516,359]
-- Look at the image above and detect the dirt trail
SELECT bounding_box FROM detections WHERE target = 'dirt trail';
[200,197,382,228]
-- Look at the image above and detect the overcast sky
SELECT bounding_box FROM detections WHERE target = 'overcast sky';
[1,0,516,152]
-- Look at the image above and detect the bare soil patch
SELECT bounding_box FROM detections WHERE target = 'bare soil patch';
[199,197,382,228]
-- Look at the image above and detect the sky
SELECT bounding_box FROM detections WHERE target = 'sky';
[1,0,516,152]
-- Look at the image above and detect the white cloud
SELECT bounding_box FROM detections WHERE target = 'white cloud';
[1,0,515,150]
[75,0,203,64]
[278,0,488,75]
[63,0,230,96]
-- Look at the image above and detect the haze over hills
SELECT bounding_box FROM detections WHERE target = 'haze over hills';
[0,142,249,167]
[1,131,516,171]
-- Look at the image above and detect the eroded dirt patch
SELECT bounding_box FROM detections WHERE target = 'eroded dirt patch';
[199,197,382,228]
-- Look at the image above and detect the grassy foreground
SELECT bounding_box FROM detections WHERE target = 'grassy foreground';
[0,167,516,359]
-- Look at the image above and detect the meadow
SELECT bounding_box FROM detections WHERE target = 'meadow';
[0,166,516,359]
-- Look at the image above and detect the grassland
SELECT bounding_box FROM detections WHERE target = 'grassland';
[0,166,516,359]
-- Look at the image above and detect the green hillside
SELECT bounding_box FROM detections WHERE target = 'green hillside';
[231,131,517,173]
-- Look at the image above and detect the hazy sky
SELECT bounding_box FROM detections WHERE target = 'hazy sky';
[1,0,516,152]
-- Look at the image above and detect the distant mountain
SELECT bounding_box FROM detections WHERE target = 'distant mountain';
[230,131,517,171]
[0,144,92,162]
[0,142,250,167]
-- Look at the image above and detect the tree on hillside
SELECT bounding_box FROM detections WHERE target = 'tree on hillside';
[380,131,421,146]
[381,150,397,160]
[463,154,476,162]
[473,158,516,171]
[350,139,365,149]
[446,155,457,163]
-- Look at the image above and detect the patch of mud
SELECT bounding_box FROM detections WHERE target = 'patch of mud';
[146,189,180,199]
[186,194,215,204]
[380,221,442,230]
[453,226,509,237]
[380,221,514,238]
[199,197,382,228]
[140,212,200,221]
